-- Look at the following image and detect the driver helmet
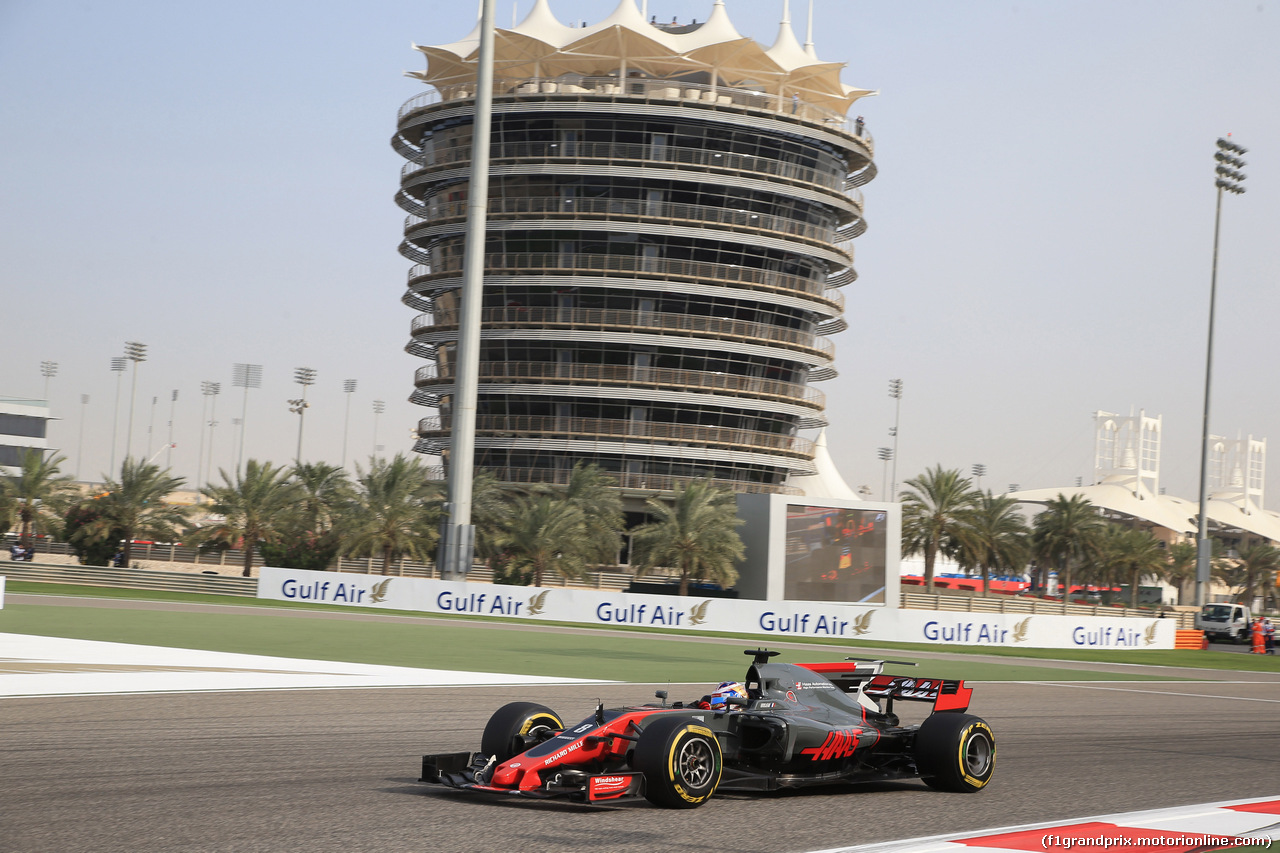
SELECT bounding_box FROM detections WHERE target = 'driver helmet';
[707,681,748,707]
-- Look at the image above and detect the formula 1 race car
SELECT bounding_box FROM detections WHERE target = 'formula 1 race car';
[420,648,995,808]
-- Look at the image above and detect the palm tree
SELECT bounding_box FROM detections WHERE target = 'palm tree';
[343,453,436,575]
[900,466,980,593]
[556,462,625,566]
[955,492,1030,597]
[1122,527,1167,608]
[0,449,77,552]
[1164,541,1198,606]
[1094,524,1166,608]
[1223,543,1280,608]
[290,461,353,535]
[495,493,588,586]
[467,468,518,568]
[1030,494,1103,603]
[80,458,188,567]
[198,459,302,577]
[631,479,744,596]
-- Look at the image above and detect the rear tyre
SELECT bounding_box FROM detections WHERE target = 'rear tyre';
[632,716,722,808]
[915,713,995,792]
[480,702,564,763]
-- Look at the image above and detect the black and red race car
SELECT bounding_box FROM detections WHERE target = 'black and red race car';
[420,648,995,808]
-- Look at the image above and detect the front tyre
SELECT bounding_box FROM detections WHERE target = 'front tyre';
[915,713,996,792]
[480,702,564,763]
[632,716,722,809]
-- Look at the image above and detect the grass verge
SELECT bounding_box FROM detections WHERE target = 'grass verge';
[5,581,1278,678]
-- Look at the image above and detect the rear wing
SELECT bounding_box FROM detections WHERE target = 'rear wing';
[797,662,972,714]
[863,675,972,713]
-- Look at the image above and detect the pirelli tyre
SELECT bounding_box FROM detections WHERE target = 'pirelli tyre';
[915,713,996,793]
[480,702,564,763]
[632,716,723,809]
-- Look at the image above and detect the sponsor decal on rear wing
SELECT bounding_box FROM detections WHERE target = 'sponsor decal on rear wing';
[863,675,972,713]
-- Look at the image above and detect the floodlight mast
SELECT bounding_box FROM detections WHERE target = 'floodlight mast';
[109,357,126,476]
[1194,137,1247,609]
[291,367,317,462]
[123,342,147,465]
[342,379,357,468]
[232,363,262,471]
[438,0,496,580]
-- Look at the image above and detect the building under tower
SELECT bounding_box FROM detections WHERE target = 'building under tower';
[393,0,876,497]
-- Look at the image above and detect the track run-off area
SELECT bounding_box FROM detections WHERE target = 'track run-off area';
[3,591,1280,853]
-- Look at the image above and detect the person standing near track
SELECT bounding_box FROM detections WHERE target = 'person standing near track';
[1264,618,1275,655]
[1251,616,1267,654]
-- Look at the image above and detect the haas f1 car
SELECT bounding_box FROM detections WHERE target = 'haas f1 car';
[421,649,995,808]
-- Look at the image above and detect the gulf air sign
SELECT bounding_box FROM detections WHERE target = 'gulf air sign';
[255,568,1177,649]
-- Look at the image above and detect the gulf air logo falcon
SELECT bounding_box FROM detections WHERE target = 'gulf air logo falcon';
[1012,617,1031,643]
[687,600,712,625]
[1143,622,1158,646]
[851,610,873,635]
[801,728,861,761]
[527,590,550,615]
[369,578,392,603]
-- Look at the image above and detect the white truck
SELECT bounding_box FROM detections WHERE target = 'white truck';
[1195,603,1252,643]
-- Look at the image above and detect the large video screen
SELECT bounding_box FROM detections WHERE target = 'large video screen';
[785,505,888,603]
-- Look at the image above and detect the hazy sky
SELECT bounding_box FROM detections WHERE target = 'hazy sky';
[2,0,1277,503]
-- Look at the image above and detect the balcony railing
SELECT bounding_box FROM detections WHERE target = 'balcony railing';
[413,360,825,409]
[431,463,804,496]
[397,75,874,153]
[406,253,847,312]
[417,414,815,457]
[412,306,834,359]
[402,137,851,196]
[405,194,859,245]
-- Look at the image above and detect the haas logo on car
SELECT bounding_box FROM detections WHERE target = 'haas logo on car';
[801,728,862,762]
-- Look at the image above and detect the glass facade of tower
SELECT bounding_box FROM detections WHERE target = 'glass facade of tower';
[394,22,874,496]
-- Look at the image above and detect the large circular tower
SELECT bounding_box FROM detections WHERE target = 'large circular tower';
[393,0,875,496]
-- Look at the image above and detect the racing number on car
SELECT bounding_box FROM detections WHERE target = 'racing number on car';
[801,728,861,761]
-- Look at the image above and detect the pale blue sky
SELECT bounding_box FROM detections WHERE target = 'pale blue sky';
[2,0,1277,503]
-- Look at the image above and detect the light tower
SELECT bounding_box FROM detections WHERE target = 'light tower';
[198,381,220,495]
[877,447,893,501]
[123,341,147,464]
[888,379,903,500]
[40,360,58,402]
[1195,136,1248,608]
[342,379,358,467]
[290,367,317,462]
[232,363,262,470]
[372,399,386,459]
[76,394,89,480]
[109,357,126,475]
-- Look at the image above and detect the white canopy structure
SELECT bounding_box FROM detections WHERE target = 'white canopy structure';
[1011,411,1280,546]
[788,429,859,500]
[1009,479,1198,535]
[409,0,876,114]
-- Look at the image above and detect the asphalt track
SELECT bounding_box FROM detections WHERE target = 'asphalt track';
[5,600,1280,853]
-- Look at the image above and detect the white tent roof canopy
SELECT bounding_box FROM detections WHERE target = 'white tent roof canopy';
[788,429,859,500]
[1010,478,1280,542]
[409,0,876,114]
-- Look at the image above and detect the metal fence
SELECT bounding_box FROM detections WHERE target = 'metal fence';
[900,591,1196,629]
[1,562,257,596]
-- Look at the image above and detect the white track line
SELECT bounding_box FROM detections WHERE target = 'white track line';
[0,633,614,698]
[1038,681,1280,703]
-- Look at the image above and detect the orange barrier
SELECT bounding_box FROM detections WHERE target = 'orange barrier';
[1174,629,1207,651]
